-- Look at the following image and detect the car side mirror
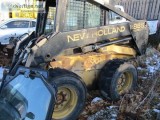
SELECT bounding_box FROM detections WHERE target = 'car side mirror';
[1,25,7,29]
[115,16,121,20]
[26,112,35,119]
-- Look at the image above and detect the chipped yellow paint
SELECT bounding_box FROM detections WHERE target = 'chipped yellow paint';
[98,45,136,56]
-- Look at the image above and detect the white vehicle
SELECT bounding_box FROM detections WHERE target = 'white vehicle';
[109,5,127,24]
[113,5,160,36]
[0,18,36,45]
[147,20,159,35]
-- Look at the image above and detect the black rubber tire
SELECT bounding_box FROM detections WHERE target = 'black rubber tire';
[99,59,138,101]
[48,68,87,120]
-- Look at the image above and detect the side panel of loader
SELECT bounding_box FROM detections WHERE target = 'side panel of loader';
[26,21,148,66]
[49,44,137,89]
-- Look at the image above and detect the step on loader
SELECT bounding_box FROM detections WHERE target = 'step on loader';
[0,0,149,120]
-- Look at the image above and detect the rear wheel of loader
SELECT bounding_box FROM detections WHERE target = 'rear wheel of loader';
[99,59,138,101]
[49,68,87,120]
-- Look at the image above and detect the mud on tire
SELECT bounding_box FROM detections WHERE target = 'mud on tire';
[99,59,138,101]
[49,68,87,120]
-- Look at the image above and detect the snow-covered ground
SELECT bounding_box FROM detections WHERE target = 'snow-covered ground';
[88,106,118,120]
[138,47,160,75]
[147,20,159,35]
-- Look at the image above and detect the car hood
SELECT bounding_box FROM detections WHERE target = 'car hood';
[0,29,23,36]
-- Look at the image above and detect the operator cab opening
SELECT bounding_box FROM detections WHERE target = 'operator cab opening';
[36,0,57,37]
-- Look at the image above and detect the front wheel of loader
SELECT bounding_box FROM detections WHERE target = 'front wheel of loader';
[49,68,87,120]
[99,59,138,101]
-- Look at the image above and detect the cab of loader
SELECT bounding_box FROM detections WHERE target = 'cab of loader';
[0,0,149,120]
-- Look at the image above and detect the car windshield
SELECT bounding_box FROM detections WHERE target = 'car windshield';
[5,21,30,28]
[0,74,52,120]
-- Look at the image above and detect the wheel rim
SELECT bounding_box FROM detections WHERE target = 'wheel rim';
[117,71,133,95]
[52,86,78,119]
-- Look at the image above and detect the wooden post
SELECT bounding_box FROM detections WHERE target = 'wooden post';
[140,0,146,19]
[151,0,157,20]
[144,0,149,20]
[155,0,160,20]
[117,0,160,20]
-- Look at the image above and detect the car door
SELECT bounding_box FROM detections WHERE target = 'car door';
[28,21,36,33]
[3,20,30,36]
[0,20,30,44]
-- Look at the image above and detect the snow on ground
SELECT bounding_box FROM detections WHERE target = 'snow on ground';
[87,106,118,120]
[138,47,160,75]
[145,53,160,74]
[91,97,103,103]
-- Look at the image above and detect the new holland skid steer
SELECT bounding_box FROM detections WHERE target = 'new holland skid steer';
[0,0,149,120]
